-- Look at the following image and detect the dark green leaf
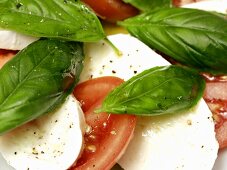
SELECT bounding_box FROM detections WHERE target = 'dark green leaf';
[0,39,84,134]
[119,8,227,75]
[0,0,105,42]
[123,0,171,12]
[97,65,205,116]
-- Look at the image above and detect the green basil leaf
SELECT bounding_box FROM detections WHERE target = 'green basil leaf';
[0,39,84,134]
[119,8,227,75]
[97,65,205,116]
[123,0,171,12]
[0,0,105,42]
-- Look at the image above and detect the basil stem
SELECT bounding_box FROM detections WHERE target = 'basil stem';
[96,65,205,116]
[123,0,171,12]
[0,39,84,135]
[119,8,227,75]
[0,0,105,42]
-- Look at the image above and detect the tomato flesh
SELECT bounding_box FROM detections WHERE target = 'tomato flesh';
[82,0,139,22]
[82,0,204,23]
[73,77,136,170]
[0,50,17,69]
[203,74,227,149]
[73,76,124,112]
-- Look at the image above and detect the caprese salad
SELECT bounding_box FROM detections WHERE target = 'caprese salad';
[0,0,226,170]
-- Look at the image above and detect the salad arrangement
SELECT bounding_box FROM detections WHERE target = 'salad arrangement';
[0,0,226,169]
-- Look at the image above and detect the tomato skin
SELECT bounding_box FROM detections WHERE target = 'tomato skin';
[73,76,136,170]
[81,0,139,22]
[0,50,16,69]
[203,75,227,149]
[204,99,227,149]
[215,121,227,149]
[74,76,124,112]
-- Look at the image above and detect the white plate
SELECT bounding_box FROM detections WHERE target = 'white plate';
[0,0,227,169]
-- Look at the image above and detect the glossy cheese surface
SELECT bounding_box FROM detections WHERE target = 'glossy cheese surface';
[0,29,38,50]
[118,99,218,170]
[0,95,86,170]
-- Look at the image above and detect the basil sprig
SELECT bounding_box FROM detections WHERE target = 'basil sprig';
[123,0,171,12]
[119,8,227,75]
[0,39,84,135]
[0,0,105,42]
[97,65,205,116]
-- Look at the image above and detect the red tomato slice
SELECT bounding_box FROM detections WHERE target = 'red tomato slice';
[81,0,139,22]
[0,50,16,69]
[73,76,124,112]
[72,76,136,170]
[203,75,227,149]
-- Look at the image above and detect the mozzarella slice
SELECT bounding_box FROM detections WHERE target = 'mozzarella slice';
[80,34,169,82]
[0,95,86,170]
[118,99,218,170]
[182,0,227,14]
[0,29,38,50]
[80,34,219,170]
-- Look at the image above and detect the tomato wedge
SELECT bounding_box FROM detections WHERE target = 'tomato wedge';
[72,76,136,170]
[81,0,139,22]
[203,74,227,149]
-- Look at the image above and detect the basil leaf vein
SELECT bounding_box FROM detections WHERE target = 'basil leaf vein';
[119,8,227,75]
[97,65,205,116]
[0,0,105,42]
[0,39,84,134]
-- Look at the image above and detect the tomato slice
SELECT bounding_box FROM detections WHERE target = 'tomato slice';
[0,50,16,69]
[81,0,139,22]
[72,76,136,170]
[203,74,227,149]
[73,76,124,112]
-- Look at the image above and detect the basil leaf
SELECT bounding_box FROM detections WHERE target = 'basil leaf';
[0,39,84,134]
[0,0,105,42]
[119,8,227,75]
[97,65,205,116]
[123,0,171,12]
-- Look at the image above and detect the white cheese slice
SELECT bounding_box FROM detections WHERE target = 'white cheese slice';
[80,34,169,82]
[0,95,86,170]
[0,29,38,50]
[182,0,227,14]
[80,34,219,170]
[118,99,218,170]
